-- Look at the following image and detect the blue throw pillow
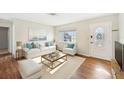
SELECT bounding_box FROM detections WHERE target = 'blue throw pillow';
[26,43,32,49]
[67,43,75,49]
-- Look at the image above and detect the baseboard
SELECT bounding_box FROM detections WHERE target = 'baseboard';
[76,53,112,61]
[76,53,89,58]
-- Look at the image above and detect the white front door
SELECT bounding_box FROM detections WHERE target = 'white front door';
[89,22,112,60]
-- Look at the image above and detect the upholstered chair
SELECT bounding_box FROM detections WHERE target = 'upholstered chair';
[63,43,76,55]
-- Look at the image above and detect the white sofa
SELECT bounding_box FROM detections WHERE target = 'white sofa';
[23,46,56,59]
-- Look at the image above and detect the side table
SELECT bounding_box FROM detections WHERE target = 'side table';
[16,49,24,60]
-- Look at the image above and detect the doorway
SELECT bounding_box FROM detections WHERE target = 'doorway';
[89,22,112,60]
[0,27,9,55]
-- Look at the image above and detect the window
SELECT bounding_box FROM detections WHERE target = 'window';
[59,31,76,42]
[95,27,104,46]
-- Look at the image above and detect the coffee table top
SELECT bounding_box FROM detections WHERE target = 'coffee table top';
[42,50,67,62]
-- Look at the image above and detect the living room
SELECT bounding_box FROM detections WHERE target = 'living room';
[0,13,124,79]
[1,0,124,93]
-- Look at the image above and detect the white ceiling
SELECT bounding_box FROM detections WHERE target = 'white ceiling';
[0,13,114,26]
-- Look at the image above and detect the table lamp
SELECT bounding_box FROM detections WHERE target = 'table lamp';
[16,41,22,50]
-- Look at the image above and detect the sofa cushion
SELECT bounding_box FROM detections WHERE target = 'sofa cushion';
[18,59,42,77]
[63,48,76,55]
[23,48,30,52]
[42,46,56,51]
[27,48,41,54]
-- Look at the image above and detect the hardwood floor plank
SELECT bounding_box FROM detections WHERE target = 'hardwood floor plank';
[0,53,21,79]
[71,57,113,79]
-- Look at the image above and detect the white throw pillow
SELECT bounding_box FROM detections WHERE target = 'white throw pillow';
[35,43,40,48]
[39,44,42,50]
[39,42,46,48]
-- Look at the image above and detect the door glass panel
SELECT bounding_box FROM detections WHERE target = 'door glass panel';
[95,27,104,47]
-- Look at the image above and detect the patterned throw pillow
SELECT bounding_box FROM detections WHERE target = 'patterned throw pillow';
[31,42,36,48]
[45,41,54,47]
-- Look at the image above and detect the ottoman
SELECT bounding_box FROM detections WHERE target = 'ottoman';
[18,59,42,79]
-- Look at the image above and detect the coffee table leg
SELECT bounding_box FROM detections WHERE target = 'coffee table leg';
[41,56,42,62]
[51,62,53,69]
[65,55,67,61]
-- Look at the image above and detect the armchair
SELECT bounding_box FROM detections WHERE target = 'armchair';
[63,43,76,55]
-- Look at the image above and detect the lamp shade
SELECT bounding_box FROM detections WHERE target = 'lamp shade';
[16,41,22,49]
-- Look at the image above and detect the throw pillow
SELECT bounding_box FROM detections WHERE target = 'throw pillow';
[48,41,53,46]
[26,43,32,49]
[31,42,36,48]
[35,43,40,48]
[67,43,75,49]
[45,42,49,47]
[45,41,54,47]
[39,44,42,50]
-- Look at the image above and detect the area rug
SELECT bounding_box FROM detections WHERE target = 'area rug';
[49,60,66,74]
[40,56,85,79]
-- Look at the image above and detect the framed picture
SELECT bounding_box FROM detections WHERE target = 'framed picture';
[28,28,47,41]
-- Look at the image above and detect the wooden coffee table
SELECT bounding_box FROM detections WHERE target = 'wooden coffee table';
[41,51,67,69]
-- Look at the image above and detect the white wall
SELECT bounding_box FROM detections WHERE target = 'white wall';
[55,14,119,58]
[14,19,54,43]
[119,14,124,44]
[13,19,54,56]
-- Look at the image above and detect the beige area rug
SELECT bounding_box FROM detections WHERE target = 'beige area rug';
[39,56,85,79]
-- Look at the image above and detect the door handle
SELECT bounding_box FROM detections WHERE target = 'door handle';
[91,35,93,38]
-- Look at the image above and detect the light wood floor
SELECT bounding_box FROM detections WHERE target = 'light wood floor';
[71,56,113,79]
[0,49,9,55]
